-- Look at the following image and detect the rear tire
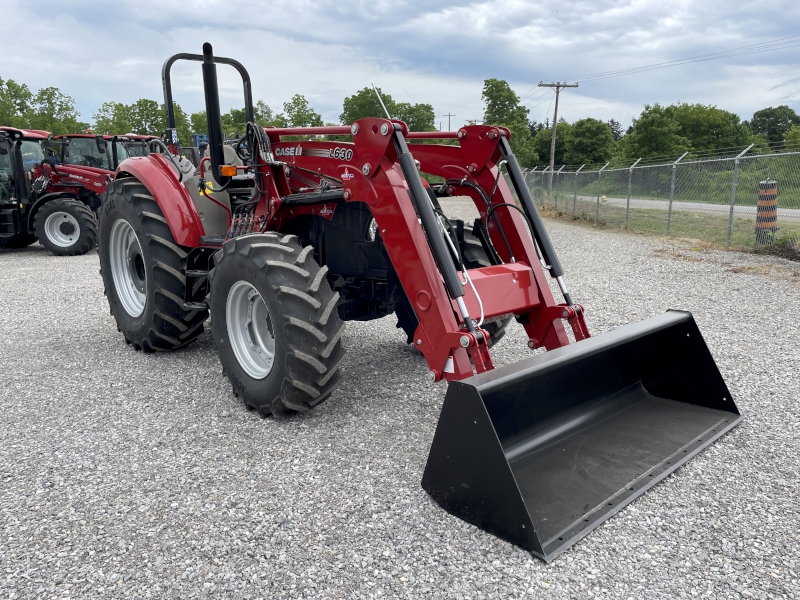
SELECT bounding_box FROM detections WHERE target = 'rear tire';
[33,197,97,256]
[0,233,37,249]
[210,233,346,417]
[98,177,208,352]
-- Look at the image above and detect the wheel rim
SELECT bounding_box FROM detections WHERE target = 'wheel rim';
[43,211,80,248]
[109,219,146,317]
[226,280,275,380]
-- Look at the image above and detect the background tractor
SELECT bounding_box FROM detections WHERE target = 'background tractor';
[97,44,742,561]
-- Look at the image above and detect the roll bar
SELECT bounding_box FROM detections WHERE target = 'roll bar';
[161,43,254,184]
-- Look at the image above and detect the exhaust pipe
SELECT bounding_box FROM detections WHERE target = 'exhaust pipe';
[201,42,228,185]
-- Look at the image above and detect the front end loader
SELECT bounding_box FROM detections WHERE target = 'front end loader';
[97,43,742,561]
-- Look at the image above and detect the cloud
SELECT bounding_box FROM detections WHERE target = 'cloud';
[1,0,799,130]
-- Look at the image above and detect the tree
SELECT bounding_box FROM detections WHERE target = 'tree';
[667,103,750,152]
[26,87,87,134]
[785,124,800,148]
[748,106,800,144]
[190,111,207,136]
[169,102,192,145]
[394,102,435,132]
[620,103,690,160]
[607,119,624,141]
[254,100,275,127]
[566,118,616,165]
[127,99,162,135]
[221,108,247,136]
[93,102,131,135]
[532,121,570,166]
[340,87,393,124]
[0,78,32,128]
[481,78,537,166]
[278,94,323,128]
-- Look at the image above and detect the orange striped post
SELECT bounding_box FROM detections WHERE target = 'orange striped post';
[755,180,778,246]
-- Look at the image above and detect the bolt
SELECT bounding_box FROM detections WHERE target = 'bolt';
[527,341,535,349]
[343,190,351,201]
[428,371,437,383]
[460,335,470,348]
[351,124,359,135]
[380,123,389,135]
[416,339,422,345]
[488,130,496,139]
[362,163,371,175]
[457,129,466,139]
[562,310,569,318]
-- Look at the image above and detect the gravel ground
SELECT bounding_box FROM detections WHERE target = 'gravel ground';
[1,201,799,599]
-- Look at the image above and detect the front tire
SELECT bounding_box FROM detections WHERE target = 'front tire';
[33,197,97,256]
[98,178,208,352]
[210,233,346,417]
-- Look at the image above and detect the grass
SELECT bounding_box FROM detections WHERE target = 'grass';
[537,197,800,261]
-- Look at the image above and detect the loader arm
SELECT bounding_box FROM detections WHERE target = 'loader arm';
[261,120,588,381]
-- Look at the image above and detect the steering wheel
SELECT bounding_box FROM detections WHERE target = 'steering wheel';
[69,155,90,167]
[235,137,251,163]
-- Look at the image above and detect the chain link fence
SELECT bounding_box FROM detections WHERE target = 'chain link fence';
[521,151,800,256]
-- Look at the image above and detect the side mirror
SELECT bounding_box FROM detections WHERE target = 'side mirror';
[95,135,107,154]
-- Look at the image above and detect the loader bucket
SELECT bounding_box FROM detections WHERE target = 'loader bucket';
[422,310,742,562]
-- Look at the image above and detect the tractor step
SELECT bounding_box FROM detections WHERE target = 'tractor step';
[0,208,21,235]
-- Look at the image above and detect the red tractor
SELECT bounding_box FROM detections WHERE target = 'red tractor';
[98,44,742,561]
[0,129,163,254]
[0,127,108,254]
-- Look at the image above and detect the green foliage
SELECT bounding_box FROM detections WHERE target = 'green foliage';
[339,87,435,135]
[2,79,88,134]
[565,118,616,165]
[126,99,162,135]
[279,94,323,128]
[607,119,624,141]
[532,121,570,166]
[619,103,690,160]
[190,110,207,136]
[340,87,392,124]
[91,98,189,144]
[394,102,435,132]
[782,124,800,147]
[748,105,800,143]
[667,103,750,152]
[93,102,131,135]
[0,78,32,128]
[481,78,537,166]
[254,100,275,127]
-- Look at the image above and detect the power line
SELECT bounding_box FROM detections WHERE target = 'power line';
[516,33,800,102]
[561,35,800,83]
[442,113,456,131]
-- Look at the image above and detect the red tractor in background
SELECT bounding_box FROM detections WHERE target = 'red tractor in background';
[0,127,105,254]
[97,44,741,561]
[0,128,162,254]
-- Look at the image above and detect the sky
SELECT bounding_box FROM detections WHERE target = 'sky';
[2,0,799,130]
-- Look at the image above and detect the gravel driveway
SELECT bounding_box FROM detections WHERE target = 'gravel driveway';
[1,201,798,599]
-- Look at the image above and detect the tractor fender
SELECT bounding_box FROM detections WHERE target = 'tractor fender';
[27,192,88,229]
[114,154,204,247]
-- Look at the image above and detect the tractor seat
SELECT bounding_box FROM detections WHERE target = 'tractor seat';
[203,145,243,167]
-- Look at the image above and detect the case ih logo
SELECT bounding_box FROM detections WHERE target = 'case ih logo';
[341,168,354,180]
[275,146,302,157]
[319,205,333,217]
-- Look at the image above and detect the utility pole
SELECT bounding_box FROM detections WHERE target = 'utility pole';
[442,113,456,130]
[538,81,578,196]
